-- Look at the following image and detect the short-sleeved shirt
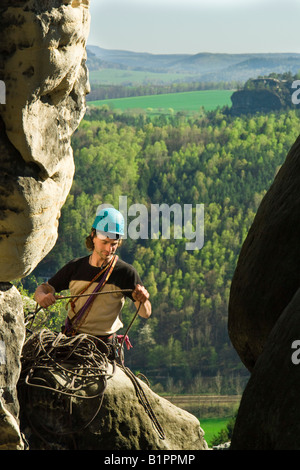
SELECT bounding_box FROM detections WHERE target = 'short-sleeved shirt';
[48,256,142,336]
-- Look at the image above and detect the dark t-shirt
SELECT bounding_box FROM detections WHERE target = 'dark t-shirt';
[48,256,142,336]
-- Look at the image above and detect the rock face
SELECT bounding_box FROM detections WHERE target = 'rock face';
[88,366,207,451]
[0,0,90,281]
[230,89,283,116]
[230,288,300,450]
[0,283,25,450]
[228,135,300,371]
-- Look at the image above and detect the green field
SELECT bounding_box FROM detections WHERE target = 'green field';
[200,418,231,447]
[88,89,234,115]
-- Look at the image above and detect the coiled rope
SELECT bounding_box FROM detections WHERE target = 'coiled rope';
[21,294,166,442]
[19,329,114,438]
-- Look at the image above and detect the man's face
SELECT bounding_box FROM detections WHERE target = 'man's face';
[93,235,119,262]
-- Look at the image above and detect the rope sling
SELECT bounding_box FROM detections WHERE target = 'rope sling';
[63,254,118,335]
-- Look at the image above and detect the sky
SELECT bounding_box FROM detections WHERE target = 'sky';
[87,0,300,55]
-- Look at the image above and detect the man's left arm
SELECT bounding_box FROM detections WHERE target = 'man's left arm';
[132,284,152,318]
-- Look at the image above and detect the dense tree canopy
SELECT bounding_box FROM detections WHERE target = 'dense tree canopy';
[25,105,300,393]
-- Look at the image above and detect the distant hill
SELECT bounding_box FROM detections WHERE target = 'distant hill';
[87,45,300,83]
[87,46,189,72]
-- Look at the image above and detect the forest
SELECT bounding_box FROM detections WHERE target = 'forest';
[21,103,300,395]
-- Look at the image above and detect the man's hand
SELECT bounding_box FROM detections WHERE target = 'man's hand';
[34,284,56,308]
[132,284,149,303]
[36,293,57,308]
[132,284,152,319]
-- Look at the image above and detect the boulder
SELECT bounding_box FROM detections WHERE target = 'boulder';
[18,331,208,450]
[89,366,207,451]
[231,288,300,450]
[228,134,300,371]
[82,366,207,451]
[0,0,90,281]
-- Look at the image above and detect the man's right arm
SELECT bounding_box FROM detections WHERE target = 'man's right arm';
[34,283,57,308]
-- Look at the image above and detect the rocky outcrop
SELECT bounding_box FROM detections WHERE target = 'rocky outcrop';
[228,135,300,371]
[0,0,90,281]
[227,125,300,449]
[230,89,283,116]
[0,0,90,450]
[230,288,300,450]
[0,283,25,450]
[18,331,208,450]
[84,366,207,451]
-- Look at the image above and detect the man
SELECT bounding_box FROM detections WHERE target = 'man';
[34,207,151,360]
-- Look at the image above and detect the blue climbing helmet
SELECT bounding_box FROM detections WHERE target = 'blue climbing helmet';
[92,207,125,239]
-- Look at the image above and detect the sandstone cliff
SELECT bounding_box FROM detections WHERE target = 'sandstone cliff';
[228,115,300,449]
[0,0,90,281]
[228,134,300,372]
[230,88,283,116]
[230,288,300,450]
